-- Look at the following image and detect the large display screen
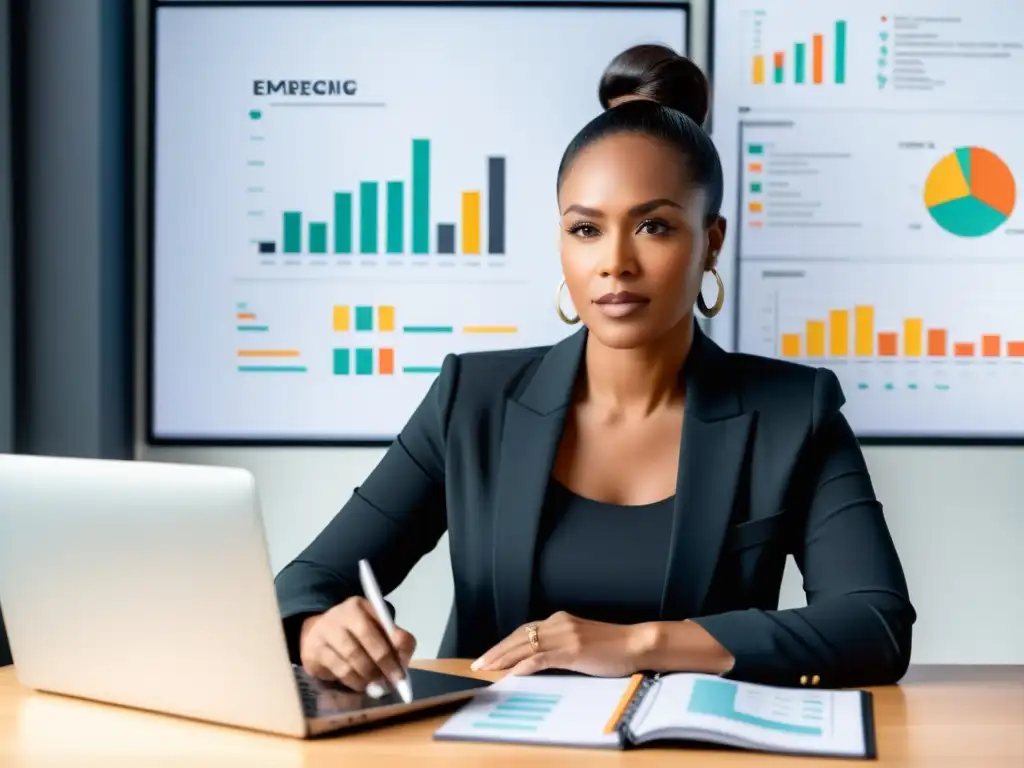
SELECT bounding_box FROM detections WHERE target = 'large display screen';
[710,0,1024,442]
[149,1,689,443]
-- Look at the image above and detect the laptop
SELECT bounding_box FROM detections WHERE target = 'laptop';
[0,454,489,737]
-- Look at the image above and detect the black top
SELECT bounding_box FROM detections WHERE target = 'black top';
[275,323,916,689]
[531,480,675,626]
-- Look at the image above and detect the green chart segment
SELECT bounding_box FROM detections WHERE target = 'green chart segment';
[924,146,1017,237]
[255,138,507,257]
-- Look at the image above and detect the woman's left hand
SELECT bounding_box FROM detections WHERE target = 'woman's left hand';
[471,611,656,677]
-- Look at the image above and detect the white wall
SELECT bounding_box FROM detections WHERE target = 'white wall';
[135,0,1024,664]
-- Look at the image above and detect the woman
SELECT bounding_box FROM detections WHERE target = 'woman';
[275,45,915,693]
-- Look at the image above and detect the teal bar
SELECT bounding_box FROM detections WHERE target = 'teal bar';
[835,20,847,83]
[249,110,261,120]
[412,139,430,254]
[402,366,442,374]
[355,306,374,332]
[355,348,374,375]
[387,181,404,253]
[360,182,378,254]
[748,144,764,155]
[750,182,762,193]
[308,222,327,254]
[794,42,806,84]
[774,62,783,84]
[237,325,269,331]
[402,325,452,334]
[334,193,352,253]
[238,366,307,373]
[283,212,301,253]
[333,348,350,375]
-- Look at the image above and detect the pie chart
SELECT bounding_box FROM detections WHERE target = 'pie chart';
[924,147,1016,237]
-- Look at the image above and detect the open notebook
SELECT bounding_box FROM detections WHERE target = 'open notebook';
[434,672,876,759]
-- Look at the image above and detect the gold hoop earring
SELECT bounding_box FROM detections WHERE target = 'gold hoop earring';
[697,268,725,319]
[555,278,580,325]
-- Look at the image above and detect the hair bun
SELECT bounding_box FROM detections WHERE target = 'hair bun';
[598,44,709,126]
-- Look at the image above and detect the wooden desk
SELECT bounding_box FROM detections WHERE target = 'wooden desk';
[0,662,1021,767]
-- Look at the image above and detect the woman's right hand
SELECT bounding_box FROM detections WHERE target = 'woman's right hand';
[299,596,417,692]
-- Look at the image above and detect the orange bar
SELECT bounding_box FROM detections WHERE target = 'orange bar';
[953,342,975,357]
[604,674,645,734]
[781,333,801,357]
[748,202,764,213]
[237,313,256,320]
[812,34,824,83]
[927,328,947,357]
[237,349,299,358]
[806,320,826,357]
[748,162,763,172]
[981,334,1001,357]
[1008,341,1024,357]
[378,347,395,375]
[749,221,764,228]
[773,51,784,70]
[829,309,849,356]
[877,332,898,357]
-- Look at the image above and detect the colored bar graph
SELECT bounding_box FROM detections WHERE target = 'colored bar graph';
[437,223,456,254]
[878,332,898,357]
[794,42,806,84]
[308,222,327,254]
[378,347,395,375]
[773,51,784,83]
[412,138,430,254]
[854,306,874,356]
[806,320,825,357]
[283,211,301,253]
[812,34,824,83]
[360,181,378,254]
[332,305,350,332]
[835,21,847,84]
[982,334,1001,357]
[355,305,373,332]
[928,329,947,357]
[386,181,404,254]
[829,309,849,356]
[462,191,481,254]
[954,342,975,357]
[752,54,765,84]
[904,318,923,356]
[488,157,506,254]
[356,348,374,375]
[781,333,800,357]
[378,305,395,332]
[334,192,352,253]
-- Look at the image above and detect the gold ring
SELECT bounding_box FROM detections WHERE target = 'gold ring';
[525,623,540,653]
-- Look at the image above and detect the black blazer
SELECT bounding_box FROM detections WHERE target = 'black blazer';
[275,324,915,689]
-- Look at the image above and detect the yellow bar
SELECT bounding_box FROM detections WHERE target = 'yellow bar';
[806,320,825,357]
[752,54,765,84]
[781,333,800,357]
[332,305,350,332]
[237,349,300,357]
[462,325,517,334]
[829,309,849,356]
[904,317,923,356]
[378,305,395,332]
[854,305,874,356]
[748,201,764,213]
[461,191,481,254]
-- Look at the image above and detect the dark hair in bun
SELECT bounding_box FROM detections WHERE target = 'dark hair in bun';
[557,44,723,222]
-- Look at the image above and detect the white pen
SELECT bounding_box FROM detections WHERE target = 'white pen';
[358,559,414,704]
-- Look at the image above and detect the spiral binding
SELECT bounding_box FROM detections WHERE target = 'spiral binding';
[616,673,662,745]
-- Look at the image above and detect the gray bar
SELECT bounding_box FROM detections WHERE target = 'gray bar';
[487,156,505,254]
[437,223,455,254]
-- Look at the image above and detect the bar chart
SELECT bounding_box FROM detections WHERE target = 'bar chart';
[256,139,507,258]
[748,10,846,86]
[738,260,1024,438]
[234,301,308,373]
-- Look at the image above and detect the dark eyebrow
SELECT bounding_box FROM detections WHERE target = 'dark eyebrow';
[560,198,683,217]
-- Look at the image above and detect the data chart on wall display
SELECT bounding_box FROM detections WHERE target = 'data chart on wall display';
[712,0,1024,440]
[150,2,688,442]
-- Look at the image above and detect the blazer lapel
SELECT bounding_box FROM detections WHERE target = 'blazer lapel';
[660,326,755,621]
[492,328,587,637]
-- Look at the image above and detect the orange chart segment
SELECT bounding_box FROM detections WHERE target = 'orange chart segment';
[924,153,970,208]
[970,147,1016,217]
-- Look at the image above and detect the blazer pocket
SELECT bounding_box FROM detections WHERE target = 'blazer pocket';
[728,510,788,553]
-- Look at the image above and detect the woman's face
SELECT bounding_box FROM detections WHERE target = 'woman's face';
[557,132,725,350]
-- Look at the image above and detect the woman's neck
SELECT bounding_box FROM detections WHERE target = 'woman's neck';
[582,318,694,416]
